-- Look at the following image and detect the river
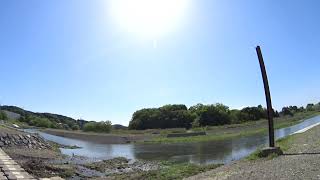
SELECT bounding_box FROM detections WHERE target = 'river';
[25,115,320,165]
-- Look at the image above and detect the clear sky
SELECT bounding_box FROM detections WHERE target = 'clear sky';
[1,0,319,125]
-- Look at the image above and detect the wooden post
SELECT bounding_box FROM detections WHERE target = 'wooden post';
[256,46,275,147]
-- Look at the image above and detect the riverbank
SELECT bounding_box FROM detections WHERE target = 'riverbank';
[0,125,74,178]
[41,112,319,144]
[185,117,320,180]
[42,128,149,144]
[145,111,320,143]
[1,125,219,179]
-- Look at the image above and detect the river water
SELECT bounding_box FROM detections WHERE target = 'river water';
[25,116,320,165]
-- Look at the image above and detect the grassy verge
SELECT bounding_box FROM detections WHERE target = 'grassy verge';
[246,149,280,161]
[276,134,298,152]
[112,162,221,180]
[246,134,298,161]
[246,121,310,161]
[144,128,266,144]
[144,111,320,144]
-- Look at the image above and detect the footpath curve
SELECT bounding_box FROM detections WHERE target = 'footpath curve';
[0,148,35,179]
[185,123,320,180]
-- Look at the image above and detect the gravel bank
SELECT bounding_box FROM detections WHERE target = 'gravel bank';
[185,124,320,180]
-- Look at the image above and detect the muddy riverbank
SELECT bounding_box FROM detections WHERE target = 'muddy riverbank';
[42,129,150,144]
[0,126,165,179]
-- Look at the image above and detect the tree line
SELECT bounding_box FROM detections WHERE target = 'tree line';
[129,102,320,130]
[0,106,113,133]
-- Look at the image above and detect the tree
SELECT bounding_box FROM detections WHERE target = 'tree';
[129,104,194,130]
[298,106,305,112]
[239,105,266,121]
[306,104,315,111]
[29,116,56,128]
[197,104,231,126]
[314,103,320,112]
[273,110,280,118]
[281,107,293,116]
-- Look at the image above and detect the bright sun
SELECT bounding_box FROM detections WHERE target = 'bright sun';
[109,0,189,39]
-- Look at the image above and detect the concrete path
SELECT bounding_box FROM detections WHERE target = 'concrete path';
[0,148,64,180]
[0,148,36,179]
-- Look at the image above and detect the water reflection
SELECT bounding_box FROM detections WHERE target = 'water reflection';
[25,116,320,164]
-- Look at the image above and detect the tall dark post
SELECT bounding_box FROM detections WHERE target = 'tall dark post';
[256,46,275,147]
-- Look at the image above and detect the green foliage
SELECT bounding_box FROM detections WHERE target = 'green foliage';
[281,107,294,116]
[29,116,56,128]
[0,111,8,120]
[306,103,315,111]
[246,149,279,161]
[71,124,80,130]
[195,103,231,126]
[0,105,89,130]
[83,121,112,133]
[129,104,194,130]
[239,105,266,121]
[129,102,320,130]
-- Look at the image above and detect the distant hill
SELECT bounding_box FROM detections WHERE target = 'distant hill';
[0,105,90,130]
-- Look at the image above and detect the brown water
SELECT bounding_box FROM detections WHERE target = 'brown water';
[26,115,320,164]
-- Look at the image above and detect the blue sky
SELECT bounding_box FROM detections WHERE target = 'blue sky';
[1,0,319,125]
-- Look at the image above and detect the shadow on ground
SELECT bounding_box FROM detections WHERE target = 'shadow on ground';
[283,152,320,156]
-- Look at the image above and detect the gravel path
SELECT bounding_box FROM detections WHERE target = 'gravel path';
[185,124,320,180]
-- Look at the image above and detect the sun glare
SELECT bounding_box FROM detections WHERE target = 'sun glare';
[109,0,189,39]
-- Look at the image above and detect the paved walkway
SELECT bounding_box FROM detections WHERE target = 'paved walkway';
[0,148,35,179]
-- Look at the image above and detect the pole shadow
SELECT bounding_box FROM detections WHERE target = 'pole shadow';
[283,152,320,156]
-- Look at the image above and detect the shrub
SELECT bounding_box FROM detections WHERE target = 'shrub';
[0,111,8,120]
[29,116,56,128]
[71,124,80,130]
[83,121,112,133]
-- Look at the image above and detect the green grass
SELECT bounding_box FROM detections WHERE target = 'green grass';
[246,149,280,161]
[246,127,305,161]
[276,134,298,152]
[143,111,320,144]
[112,162,221,180]
[245,135,296,161]
[143,128,267,144]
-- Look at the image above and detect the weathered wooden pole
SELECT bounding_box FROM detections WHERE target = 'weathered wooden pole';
[256,46,275,147]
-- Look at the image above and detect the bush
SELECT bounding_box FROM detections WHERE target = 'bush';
[29,116,56,128]
[0,111,8,120]
[71,124,80,130]
[83,121,112,133]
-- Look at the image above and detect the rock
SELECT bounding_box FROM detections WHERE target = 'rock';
[258,147,283,157]
[0,132,52,150]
